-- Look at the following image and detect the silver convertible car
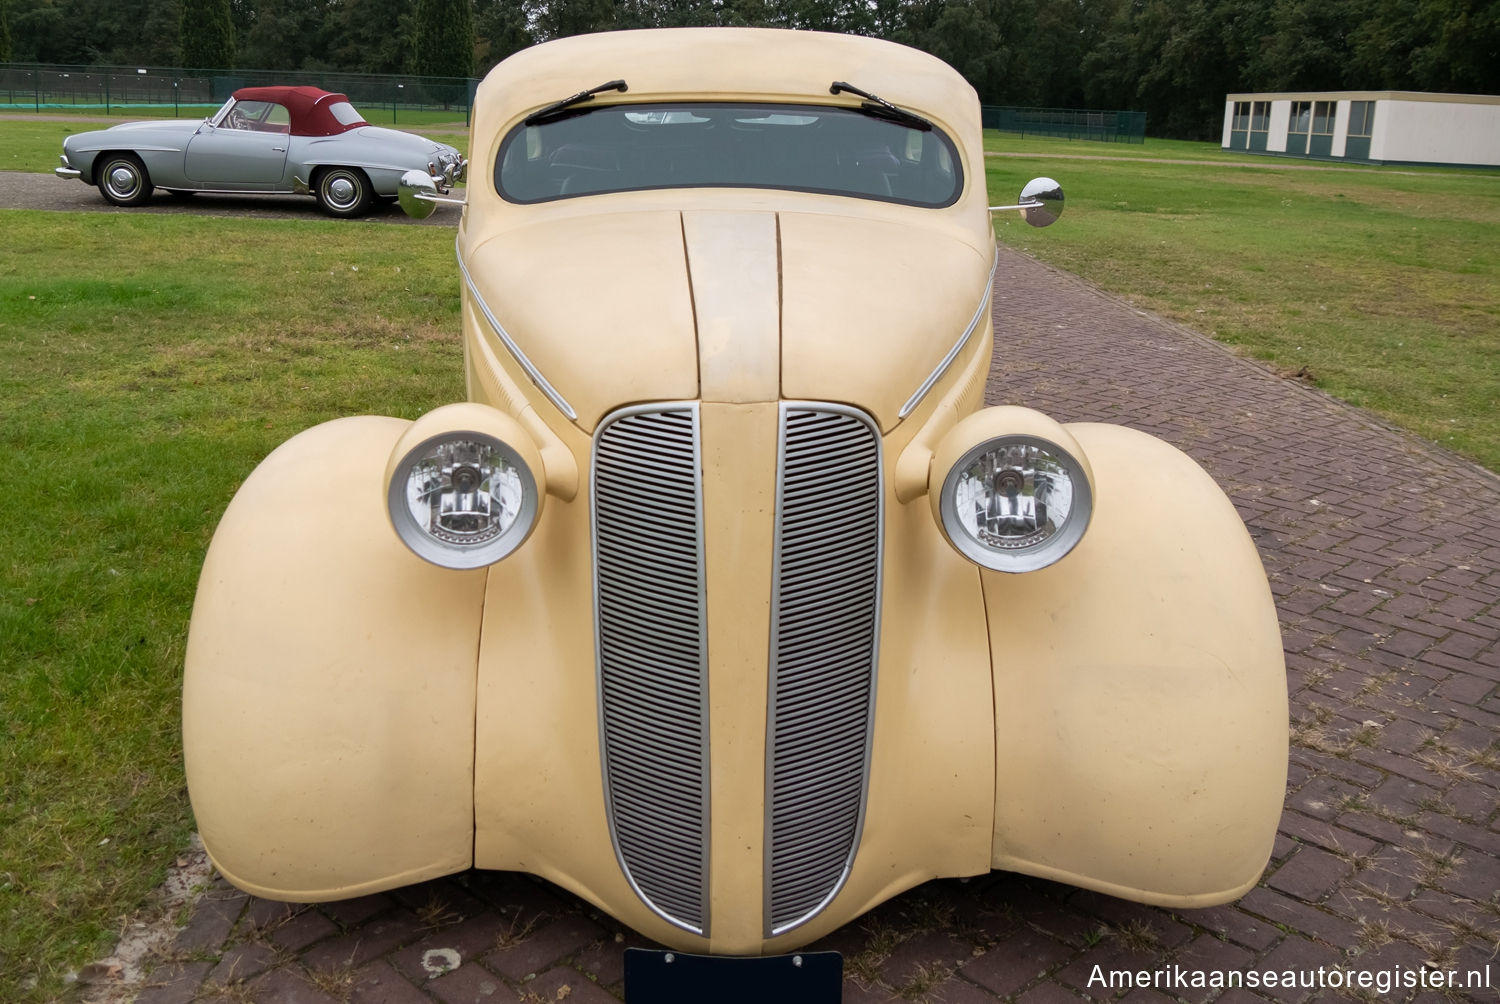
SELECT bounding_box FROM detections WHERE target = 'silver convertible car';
[54,85,466,217]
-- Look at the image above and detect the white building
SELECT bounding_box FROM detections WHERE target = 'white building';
[1222,91,1500,167]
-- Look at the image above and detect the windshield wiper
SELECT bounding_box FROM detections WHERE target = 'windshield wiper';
[525,79,628,126]
[829,81,933,131]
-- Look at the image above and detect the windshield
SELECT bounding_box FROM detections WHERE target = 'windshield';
[496,101,961,207]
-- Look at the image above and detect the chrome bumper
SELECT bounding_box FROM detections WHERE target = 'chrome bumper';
[55,165,81,181]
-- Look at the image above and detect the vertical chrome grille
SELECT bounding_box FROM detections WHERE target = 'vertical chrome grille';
[766,403,883,936]
[593,404,709,935]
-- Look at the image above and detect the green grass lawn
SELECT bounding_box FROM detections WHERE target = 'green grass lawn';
[986,134,1500,467]
[1,130,1498,1001]
[0,212,464,1002]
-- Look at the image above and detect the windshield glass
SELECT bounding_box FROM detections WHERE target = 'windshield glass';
[496,101,961,207]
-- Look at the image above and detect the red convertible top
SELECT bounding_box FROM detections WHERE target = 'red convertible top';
[230,86,366,137]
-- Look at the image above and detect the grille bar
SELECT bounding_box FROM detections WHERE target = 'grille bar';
[765,403,883,936]
[593,404,710,935]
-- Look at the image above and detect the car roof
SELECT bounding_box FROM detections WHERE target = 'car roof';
[229,85,365,137]
[476,28,979,138]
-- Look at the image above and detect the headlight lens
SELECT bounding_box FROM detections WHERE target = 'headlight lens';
[387,432,538,569]
[939,435,1091,573]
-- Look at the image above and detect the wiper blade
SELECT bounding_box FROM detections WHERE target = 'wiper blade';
[525,79,628,126]
[829,81,933,131]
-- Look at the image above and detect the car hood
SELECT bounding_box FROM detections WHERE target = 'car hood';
[71,119,202,149]
[464,209,991,432]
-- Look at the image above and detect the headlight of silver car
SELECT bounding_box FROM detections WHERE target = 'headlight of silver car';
[930,408,1093,573]
[385,404,543,569]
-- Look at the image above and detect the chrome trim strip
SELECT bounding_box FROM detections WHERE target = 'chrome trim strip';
[764,401,884,937]
[897,249,999,420]
[591,402,710,936]
[456,240,579,420]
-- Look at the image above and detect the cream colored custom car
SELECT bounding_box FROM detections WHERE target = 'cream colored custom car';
[184,28,1289,960]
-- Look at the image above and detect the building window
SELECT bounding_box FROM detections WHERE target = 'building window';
[1312,101,1335,136]
[1251,102,1270,134]
[1348,101,1376,137]
[1345,100,1376,161]
[1289,101,1312,138]
[1231,100,1264,150]
[1233,101,1250,133]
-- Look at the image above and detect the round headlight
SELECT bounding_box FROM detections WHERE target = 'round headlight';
[939,435,1092,573]
[387,431,539,569]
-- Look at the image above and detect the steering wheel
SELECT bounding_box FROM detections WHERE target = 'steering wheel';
[227,108,249,130]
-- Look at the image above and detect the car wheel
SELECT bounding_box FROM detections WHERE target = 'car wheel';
[315,167,373,218]
[96,153,152,207]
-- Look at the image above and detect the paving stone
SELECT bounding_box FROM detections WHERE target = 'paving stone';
[1356,748,1449,789]
[1267,845,1356,902]
[270,905,340,952]
[571,937,629,989]
[523,965,622,1004]
[1173,905,1280,951]
[1055,942,1170,1001]
[465,871,567,920]
[348,960,434,1004]
[842,980,906,1003]
[1276,812,1379,859]
[1434,844,1500,898]
[207,940,282,985]
[389,911,513,984]
[483,912,607,981]
[321,892,396,929]
[1237,887,1360,948]
[392,875,491,922]
[172,889,247,953]
[247,964,345,1003]
[242,897,302,932]
[1287,775,1367,820]
[1066,894,1194,950]
[300,909,428,971]
[922,975,1004,1003]
[427,960,522,1004]
[1442,783,1500,824]
[1252,936,1345,1003]
[1015,985,1088,1003]
[960,927,1074,998]
[132,961,214,1004]
[1417,811,1500,856]
[1367,774,1443,818]
[877,929,972,990]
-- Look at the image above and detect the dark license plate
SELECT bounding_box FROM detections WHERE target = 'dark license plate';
[623,948,843,1003]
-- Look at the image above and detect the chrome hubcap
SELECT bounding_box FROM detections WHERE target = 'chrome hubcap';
[109,166,137,195]
[328,177,355,205]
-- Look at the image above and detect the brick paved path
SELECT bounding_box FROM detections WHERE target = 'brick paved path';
[134,249,1499,1004]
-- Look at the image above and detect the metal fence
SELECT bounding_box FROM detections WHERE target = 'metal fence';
[982,105,1147,143]
[0,63,477,121]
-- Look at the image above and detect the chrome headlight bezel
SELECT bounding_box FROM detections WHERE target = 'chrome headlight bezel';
[937,433,1093,574]
[386,428,540,570]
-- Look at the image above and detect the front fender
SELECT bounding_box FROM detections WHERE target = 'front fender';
[985,422,1288,905]
[184,416,486,900]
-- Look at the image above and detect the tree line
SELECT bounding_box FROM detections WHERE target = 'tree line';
[1,0,1496,138]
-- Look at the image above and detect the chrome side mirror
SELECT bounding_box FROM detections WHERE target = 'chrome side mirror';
[990,177,1064,228]
[398,169,466,219]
